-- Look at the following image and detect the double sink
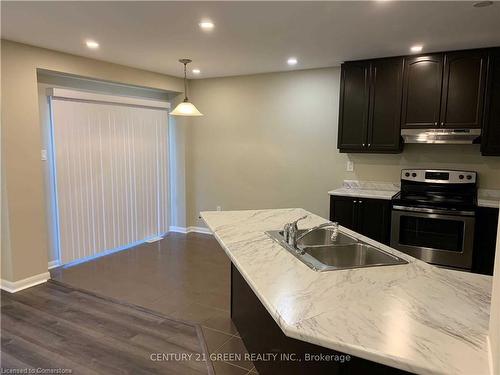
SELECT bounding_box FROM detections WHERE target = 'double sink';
[266,226,407,272]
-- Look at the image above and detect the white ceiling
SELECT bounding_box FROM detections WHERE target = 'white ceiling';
[2,1,500,79]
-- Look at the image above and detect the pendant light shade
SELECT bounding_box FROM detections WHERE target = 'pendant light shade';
[170,59,203,117]
[170,101,203,116]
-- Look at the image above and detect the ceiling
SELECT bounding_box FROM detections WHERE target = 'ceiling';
[2,1,500,79]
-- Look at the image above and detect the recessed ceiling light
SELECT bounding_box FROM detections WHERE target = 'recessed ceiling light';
[192,69,201,74]
[85,40,99,49]
[410,45,423,53]
[473,1,493,7]
[199,20,214,30]
[287,57,298,66]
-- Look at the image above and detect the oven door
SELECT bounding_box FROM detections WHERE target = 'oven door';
[390,206,475,269]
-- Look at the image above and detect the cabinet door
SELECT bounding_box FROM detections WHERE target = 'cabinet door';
[338,62,370,151]
[472,207,499,275]
[401,54,443,128]
[356,198,392,245]
[440,50,487,128]
[482,48,500,156]
[329,196,357,231]
[367,58,404,152]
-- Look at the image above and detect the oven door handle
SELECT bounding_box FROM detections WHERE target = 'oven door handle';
[392,205,475,217]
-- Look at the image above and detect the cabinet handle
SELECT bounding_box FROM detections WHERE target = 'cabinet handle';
[440,122,444,126]
[359,200,363,204]
[353,200,358,203]
[368,144,371,148]
[434,122,438,126]
[362,144,366,147]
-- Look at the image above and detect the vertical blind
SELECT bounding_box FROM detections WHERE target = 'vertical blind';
[50,98,169,265]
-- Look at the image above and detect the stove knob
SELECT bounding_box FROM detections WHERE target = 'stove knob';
[459,174,464,180]
[467,175,472,180]
[411,172,417,178]
[405,172,410,177]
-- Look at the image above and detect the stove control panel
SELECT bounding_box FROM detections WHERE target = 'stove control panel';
[401,169,477,184]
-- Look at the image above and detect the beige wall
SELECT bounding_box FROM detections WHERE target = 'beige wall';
[187,68,343,227]
[1,40,185,282]
[187,67,500,227]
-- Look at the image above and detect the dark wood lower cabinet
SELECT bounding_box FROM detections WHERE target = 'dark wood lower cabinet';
[231,264,411,375]
[330,196,392,245]
[329,196,357,231]
[472,207,499,275]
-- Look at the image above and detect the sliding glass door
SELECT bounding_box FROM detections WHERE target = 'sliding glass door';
[50,96,169,265]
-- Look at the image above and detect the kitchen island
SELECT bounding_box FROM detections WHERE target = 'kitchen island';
[201,209,492,375]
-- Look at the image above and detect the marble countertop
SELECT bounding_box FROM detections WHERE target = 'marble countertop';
[329,181,500,208]
[478,189,500,209]
[328,187,398,200]
[328,180,399,200]
[201,208,492,375]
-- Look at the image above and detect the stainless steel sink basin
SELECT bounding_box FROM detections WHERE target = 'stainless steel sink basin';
[266,228,407,272]
[304,243,406,268]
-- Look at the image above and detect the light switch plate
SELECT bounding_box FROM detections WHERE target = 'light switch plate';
[346,160,354,172]
[41,149,48,161]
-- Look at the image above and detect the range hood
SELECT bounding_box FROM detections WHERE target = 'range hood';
[401,128,481,144]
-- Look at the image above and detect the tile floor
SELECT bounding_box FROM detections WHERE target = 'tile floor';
[50,232,257,375]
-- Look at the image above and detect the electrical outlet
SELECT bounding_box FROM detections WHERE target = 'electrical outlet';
[41,149,48,161]
[346,160,354,172]
[216,206,222,211]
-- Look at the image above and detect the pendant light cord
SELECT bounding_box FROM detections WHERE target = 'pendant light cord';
[183,62,188,102]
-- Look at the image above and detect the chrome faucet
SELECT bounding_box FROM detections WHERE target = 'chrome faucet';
[283,215,308,247]
[296,222,339,244]
[284,218,341,250]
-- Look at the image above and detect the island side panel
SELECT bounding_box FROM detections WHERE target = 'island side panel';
[230,263,411,375]
[489,211,500,375]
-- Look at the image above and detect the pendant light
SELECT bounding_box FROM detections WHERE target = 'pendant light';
[170,59,203,116]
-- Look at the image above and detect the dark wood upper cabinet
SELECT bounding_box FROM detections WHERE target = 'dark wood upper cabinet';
[338,58,403,153]
[338,47,498,155]
[401,54,443,128]
[368,58,404,151]
[440,50,487,128]
[482,48,500,156]
[401,50,487,129]
[338,61,370,151]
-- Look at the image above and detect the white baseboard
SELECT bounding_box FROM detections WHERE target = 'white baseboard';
[169,226,188,234]
[169,226,212,235]
[1,272,51,293]
[48,260,61,269]
[188,226,212,234]
[145,236,163,243]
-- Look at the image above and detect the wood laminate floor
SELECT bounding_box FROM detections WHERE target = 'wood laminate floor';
[48,232,257,374]
[1,281,213,374]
